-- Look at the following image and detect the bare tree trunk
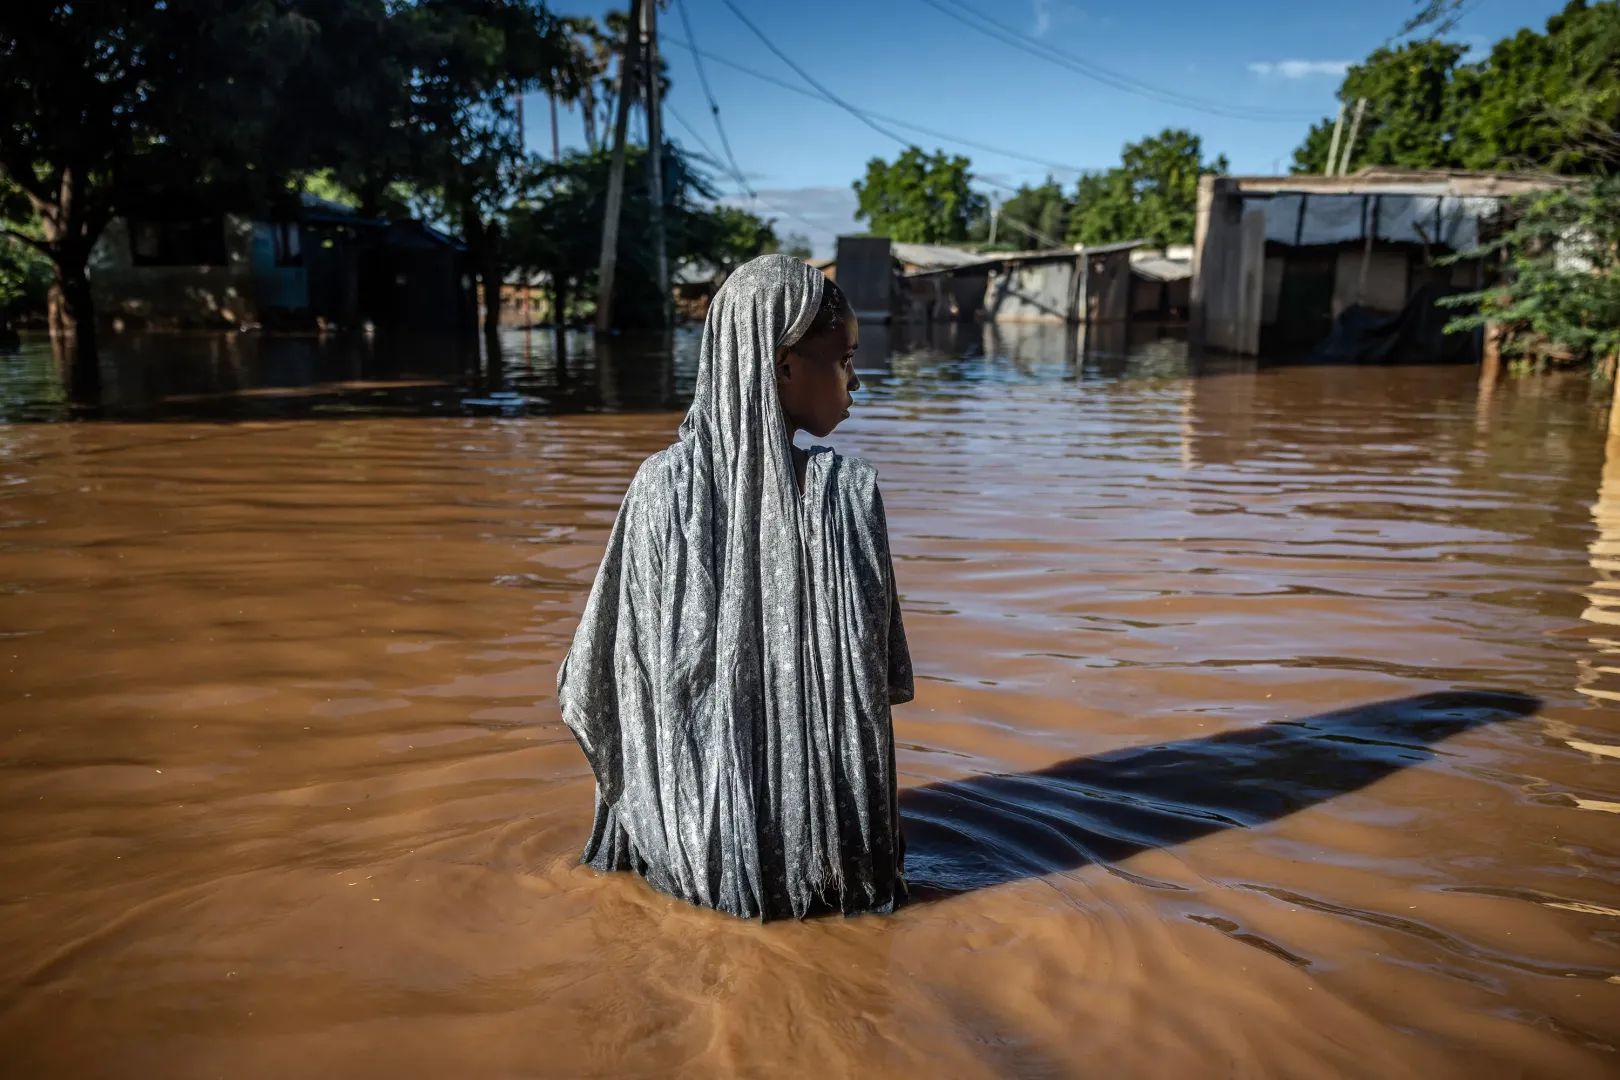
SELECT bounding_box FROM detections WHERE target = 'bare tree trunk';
[47,259,101,405]
[479,221,503,342]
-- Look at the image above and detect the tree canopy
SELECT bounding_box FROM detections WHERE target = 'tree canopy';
[504,146,776,327]
[0,0,595,390]
[852,147,986,244]
[991,180,1069,250]
[1069,129,1228,249]
[1292,1,1620,175]
[1442,176,1620,367]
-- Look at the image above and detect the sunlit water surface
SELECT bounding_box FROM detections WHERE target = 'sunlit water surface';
[1,325,1617,1078]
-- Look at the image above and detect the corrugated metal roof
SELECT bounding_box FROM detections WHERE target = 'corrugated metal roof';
[1230,167,1571,198]
[1079,238,1148,255]
[674,260,721,285]
[890,242,984,269]
[299,191,361,216]
[1131,256,1192,282]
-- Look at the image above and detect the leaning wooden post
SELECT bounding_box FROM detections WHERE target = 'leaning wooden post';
[1325,102,1346,177]
[1480,320,1502,386]
[595,0,642,333]
[1609,353,1620,439]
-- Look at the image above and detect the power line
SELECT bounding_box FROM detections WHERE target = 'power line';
[665,102,839,240]
[663,103,729,171]
[916,0,1322,123]
[714,0,914,146]
[703,4,1026,197]
[672,0,755,198]
[663,36,1093,176]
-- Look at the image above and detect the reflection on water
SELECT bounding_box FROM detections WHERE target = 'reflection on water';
[1,325,1619,1077]
[0,322,1204,422]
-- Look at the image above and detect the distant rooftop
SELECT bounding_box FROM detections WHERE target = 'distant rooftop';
[890,242,985,270]
[1226,166,1573,198]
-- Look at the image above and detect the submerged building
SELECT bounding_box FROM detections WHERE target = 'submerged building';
[827,236,1185,327]
[1190,167,1570,359]
[89,194,475,336]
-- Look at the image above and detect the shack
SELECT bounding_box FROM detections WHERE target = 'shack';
[982,241,1143,324]
[89,196,474,335]
[1128,245,1193,320]
[829,236,1153,325]
[894,243,990,324]
[1191,167,1569,357]
[358,220,475,337]
[90,194,368,330]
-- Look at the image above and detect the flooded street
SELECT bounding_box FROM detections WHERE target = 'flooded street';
[1,327,1618,1078]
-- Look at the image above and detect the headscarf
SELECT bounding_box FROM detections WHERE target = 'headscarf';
[559,254,910,919]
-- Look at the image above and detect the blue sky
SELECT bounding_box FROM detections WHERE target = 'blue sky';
[528,0,1569,255]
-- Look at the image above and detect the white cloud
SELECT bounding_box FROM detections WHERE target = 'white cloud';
[1248,59,1351,79]
[1033,0,1052,37]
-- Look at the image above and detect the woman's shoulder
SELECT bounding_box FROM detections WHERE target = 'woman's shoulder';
[808,446,882,503]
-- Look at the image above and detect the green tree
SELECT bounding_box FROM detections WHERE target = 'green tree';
[0,177,51,333]
[506,144,771,327]
[697,207,780,269]
[1292,2,1620,176]
[779,232,814,259]
[0,0,319,398]
[852,147,986,244]
[1441,177,1620,369]
[402,0,579,340]
[995,179,1069,249]
[1291,40,1469,174]
[1453,1,1620,173]
[1069,129,1228,248]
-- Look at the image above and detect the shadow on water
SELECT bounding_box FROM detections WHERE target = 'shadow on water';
[900,691,1539,899]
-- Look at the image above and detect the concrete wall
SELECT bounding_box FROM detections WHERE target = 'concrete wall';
[90,216,261,328]
[1086,250,1131,322]
[984,258,1080,323]
[1193,178,1266,355]
[1198,178,1301,353]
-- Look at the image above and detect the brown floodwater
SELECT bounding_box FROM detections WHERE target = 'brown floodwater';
[1,325,1618,1078]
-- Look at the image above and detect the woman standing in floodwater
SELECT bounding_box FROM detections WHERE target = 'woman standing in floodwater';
[557,254,914,920]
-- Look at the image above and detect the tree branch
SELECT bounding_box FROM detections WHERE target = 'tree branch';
[0,226,53,257]
[0,154,52,209]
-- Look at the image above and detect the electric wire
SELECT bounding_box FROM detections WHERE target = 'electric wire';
[917,0,1322,122]
[673,0,756,197]
[664,36,1092,175]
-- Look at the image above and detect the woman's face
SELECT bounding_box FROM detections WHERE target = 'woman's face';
[777,311,860,439]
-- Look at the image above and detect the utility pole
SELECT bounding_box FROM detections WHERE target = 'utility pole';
[1339,97,1368,176]
[1325,102,1345,178]
[515,92,526,330]
[644,0,670,326]
[595,0,642,333]
[550,94,560,163]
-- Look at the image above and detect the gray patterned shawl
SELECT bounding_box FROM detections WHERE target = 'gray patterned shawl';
[557,254,913,920]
